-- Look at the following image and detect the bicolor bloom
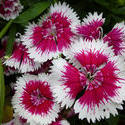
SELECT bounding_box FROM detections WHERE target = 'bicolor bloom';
[50,38,125,123]
[0,0,23,20]
[12,74,60,125]
[77,12,105,40]
[4,42,41,73]
[21,2,80,63]
[103,22,125,56]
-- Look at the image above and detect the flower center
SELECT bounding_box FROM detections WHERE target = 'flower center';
[50,25,57,36]
[86,72,94,82]
[80,64,105,90]
[46,24,57,37]
[31,89,45,106]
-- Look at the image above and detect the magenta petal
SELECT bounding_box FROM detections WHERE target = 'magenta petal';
[77,12,105,40]
[61,63,83,99]
[75,50,108,67]
[103,22,125,56]
[51,58,82,108]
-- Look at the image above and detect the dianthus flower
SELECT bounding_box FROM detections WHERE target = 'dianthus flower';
[4,41,41,73]
[21,2,80,63]
[12,74,60,125]
[103,22,125,56]
[77,12,105,40]
[0,0,23,20]
[50,38,125,123]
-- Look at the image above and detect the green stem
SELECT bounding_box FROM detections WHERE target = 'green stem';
[0,59,5,124]
[5,25,16,57]
[0,20,13,39]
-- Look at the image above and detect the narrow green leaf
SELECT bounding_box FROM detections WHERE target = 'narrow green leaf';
[111,7,125,15]
[5,25,16,57]
[0,59,5,124]
[0,20,13,39]
[14,1,50,24]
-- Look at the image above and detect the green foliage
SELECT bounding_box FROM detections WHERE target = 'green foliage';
[0,20,13,39]
[0,59,5,124]
[5,25,17,57]
[14,1,50,24]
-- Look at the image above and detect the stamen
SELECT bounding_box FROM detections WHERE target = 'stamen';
[98,27,103,39]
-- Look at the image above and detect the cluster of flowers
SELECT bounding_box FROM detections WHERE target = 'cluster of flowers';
[1,1,125,125]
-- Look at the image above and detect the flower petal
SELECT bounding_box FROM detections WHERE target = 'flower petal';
[12,74,60,125]
[103,22,125,56]
[51,58,82,108]
[77,12,105,40]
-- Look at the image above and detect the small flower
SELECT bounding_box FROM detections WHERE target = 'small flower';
[103,22,125,56]
[0,0,23,20]
[77,12,105,40]
[4,41,41,73]
[21,2,80,63]
[12,74,60,125]
[51,38,125,123]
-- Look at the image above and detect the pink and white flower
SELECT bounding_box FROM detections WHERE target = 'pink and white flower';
[0,0,23,20]
[103,22,125,56]
[12,74,60,125]
[4,41,41,73]
[77,12,105,40]
[21,2,80,63]
[50,38,125,123]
